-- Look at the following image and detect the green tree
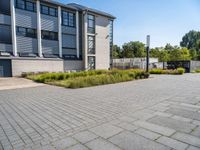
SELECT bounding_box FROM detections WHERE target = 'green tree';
[112,45,121,58]
[165,43,174,51]
[122,41,145,58]
[159,50,170,62]
[169,48,191,61]
[180,30,200,50]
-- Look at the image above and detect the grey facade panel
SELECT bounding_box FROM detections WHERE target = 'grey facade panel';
[0,14,11,25]
[41,15,58,32]
[15,9,37,28]
[62,34,76,48]
[62,26,76,34]
[42,40,59,54]
[62,48,77,55]
[64,60,83,71]
[16,36,38,54]
[0,43,12,52]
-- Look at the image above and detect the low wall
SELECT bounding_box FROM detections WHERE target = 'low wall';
[64,60,84,71]
[12,58,64,76]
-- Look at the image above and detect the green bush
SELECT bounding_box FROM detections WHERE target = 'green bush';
[150,68,185,75]
[177,68,185,75]
[194,69,200,73]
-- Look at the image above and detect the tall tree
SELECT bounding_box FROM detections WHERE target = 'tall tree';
[180,30,200,50]
[112,45,121,58]
[122,41,145,58]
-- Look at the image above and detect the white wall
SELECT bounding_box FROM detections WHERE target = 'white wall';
[95,15,110,70]
[12,59,63,76]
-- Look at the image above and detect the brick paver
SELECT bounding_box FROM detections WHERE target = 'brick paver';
[0,74,200,149]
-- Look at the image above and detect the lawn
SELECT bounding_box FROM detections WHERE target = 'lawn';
[24,69,149,89]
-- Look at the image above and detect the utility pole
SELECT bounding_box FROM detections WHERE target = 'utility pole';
[146,35,150,72]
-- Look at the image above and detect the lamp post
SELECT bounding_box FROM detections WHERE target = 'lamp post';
[146,35,150,72]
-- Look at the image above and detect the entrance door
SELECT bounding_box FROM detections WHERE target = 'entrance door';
[0,59,12,77]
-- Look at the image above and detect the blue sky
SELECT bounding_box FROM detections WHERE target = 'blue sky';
[58,0,200,48]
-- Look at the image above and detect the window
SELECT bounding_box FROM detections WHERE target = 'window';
[16,0,36,12]
[62,11,75,27]
[0,0,11,15]
[41,5,48,15]
[88,14,95,33]
[41,5,57,17]
[88,36,95,54]
[0,25,12,44]
[88,56,95,70]
[41,30,58,41]
[16,26,37,38]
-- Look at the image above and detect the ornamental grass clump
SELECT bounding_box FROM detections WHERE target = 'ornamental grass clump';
[25,69,149,89]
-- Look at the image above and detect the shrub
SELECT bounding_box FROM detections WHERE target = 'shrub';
[194,69,200,73]
[177,68,185,75]
[150,68,185,75]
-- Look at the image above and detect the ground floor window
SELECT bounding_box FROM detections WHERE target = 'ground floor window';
[88,56,95,70]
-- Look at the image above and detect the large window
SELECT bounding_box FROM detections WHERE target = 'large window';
[88,56,95,70]
[88,14,95,34]
[0,0,11,15]
[88,36,95,54]
[16,26,37,38]
[62,11,75,27]
[109,20,113,50]
[41,5,57,17]
[16,0,36,12]
[41,30,58,41]
[0,25,12,44]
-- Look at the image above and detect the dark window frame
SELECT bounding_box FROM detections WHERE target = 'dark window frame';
[41,4,58,17]
[88,35,95,54]
[87,14,95,34]
[0,24,12,44]
[16,26,37,38]
[15,0,36,12]
[41,30,58,41]
[62,11,76,28]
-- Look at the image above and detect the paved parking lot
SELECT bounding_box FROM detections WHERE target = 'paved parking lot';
[0,74,200,150]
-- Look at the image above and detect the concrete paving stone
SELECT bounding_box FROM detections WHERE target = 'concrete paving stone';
[193,120,200,126]
[52,137,78,149]
[109,131,170,150]
[35,145,56,150]
[135,128,161,140]
[72,130,98,144]
[172,132,200,148]
[191,127,200,138]
[130,111,156,120]
[187,146,200,150]
[154,111,173,118]
[66,144,89,150]
[180,103,200,109]
[171,115,192,122]
[116,122,138,132]
[86,138,121,150]
[148,116,196,133]
[133,120,176,136]
[89,124,123,139]
[157,136,188,150]
[118,116,137,123]
[166,108,200,121]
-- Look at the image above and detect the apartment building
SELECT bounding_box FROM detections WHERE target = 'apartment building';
[0,0,115,77]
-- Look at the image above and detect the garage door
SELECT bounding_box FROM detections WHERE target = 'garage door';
[0,59,12,77]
